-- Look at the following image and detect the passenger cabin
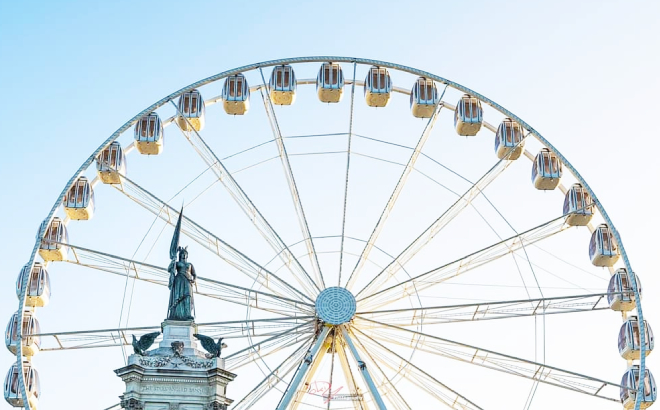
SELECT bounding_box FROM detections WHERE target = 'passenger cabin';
[176,89,205,131]
[16,263,50,308]
[620,365,657,409]
[222,74,250,115]
[410,77,439,118]
[455,94,483,136]
[563,184,594,226]
[38,217,68,262]
[63,177,95,220]
[531,148,562,190]
[134,113,164,155]
[270,65,297,105]
[317,63,344,103]
[364,66,392,107]
[608,269,642,312]
[619,316,654,360]
[5,311,40,357]
[589,224,620,267]
[96,141,126,185]
[495,118,525,160]
[4,362,40,409]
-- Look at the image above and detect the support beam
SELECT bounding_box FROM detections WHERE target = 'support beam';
[276,326,331,410]
[340,326,388,410]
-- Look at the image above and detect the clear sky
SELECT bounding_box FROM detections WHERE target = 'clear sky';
[1,0,659,409]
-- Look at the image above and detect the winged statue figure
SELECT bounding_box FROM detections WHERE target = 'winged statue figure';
[131,332,161,356]
[193,334,228,358]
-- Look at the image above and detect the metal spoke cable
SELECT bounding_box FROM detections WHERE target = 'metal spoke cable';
[352,327,483,409]
[233,337,313,410]
[338,62,357,287]
[354,151,515,300]
[258,67,325,291]
[111,174,313,303]
[357,317,621,401]
[345,96,444,291]
[350,330,411,410]
[170,100,320,299]
[358,215,569,311]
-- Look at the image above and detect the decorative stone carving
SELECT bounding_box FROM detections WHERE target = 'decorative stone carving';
[121,397,144,410]
[171,341,184,356]
[207,402,227,410]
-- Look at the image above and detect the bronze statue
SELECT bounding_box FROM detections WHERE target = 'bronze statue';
[167,208,196,321]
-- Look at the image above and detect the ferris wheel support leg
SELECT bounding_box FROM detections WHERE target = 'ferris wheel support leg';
[277,326,331,410]
[340,326,388,410]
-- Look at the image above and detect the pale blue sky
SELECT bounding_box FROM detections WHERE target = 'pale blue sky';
[1,0,659,408]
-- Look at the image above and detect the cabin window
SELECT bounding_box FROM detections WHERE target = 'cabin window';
[183,95,190,113]
[190,95,198,114]
[10,374,18,394]
[619,325,627,351]
[283,70,290,87]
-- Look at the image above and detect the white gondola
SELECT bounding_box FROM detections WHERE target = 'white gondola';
[222,74,250,115]
[495,118,525,159]
[5,311,40,357]
[364,66,391,107]
[37,217,68,262]
[134,113,164,155]
[608,268,642,312]
[619,316,654,360]
[63,176,95,220]
[269,65,296,106]
[317,62,344,103]
[4,362,40,409]
[589,223,620,267]
[455,94,483,136]
[620,365,657,409]
[16,263,51,308]
[563,183,594,226]
[531,148,562,190]
[410,77,439,118]
[96,141,126,185]
[176,89,205,131]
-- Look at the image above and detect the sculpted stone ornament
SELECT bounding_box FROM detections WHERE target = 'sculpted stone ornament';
[167,208,197,321]
[121,397,145,410]
[193,334,227,358]
[131,332,161,356]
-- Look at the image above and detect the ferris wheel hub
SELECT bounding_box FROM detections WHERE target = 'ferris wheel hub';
[315,287,356,325]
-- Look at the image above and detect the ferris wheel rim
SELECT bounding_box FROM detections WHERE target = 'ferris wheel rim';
[14,56,646,409]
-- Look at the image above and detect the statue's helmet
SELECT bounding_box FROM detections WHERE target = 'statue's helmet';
[178,246,188,259]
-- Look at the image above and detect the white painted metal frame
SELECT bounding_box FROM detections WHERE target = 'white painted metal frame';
[15,57,646,410]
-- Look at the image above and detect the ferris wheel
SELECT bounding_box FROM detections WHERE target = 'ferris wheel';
[5,57,657,409]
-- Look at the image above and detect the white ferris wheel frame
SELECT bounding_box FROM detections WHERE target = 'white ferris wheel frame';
[14,56,647,410]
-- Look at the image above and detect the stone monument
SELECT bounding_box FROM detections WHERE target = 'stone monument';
[115,209,236,410]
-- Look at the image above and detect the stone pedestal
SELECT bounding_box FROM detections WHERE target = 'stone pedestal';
[115,321,236,410]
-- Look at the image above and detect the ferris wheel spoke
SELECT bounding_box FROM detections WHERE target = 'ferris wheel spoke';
[231,333,315,410]
[347,328,411,409]
[356,293,613,326]
[335,337,370,410]
[337,62,358,288]
[357,214,569,312]
[111,173,314,303]
[359,317,622,402]
[351,326,482,409]
[354,156,515,300]
[345,99,443,292]
[258,68,325,290]
[59,241,313,316]
[31,317,311,352]
[170,101,321,298]
[226,325,315,372]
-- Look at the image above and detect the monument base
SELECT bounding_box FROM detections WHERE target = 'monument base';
[115,321,235,410]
